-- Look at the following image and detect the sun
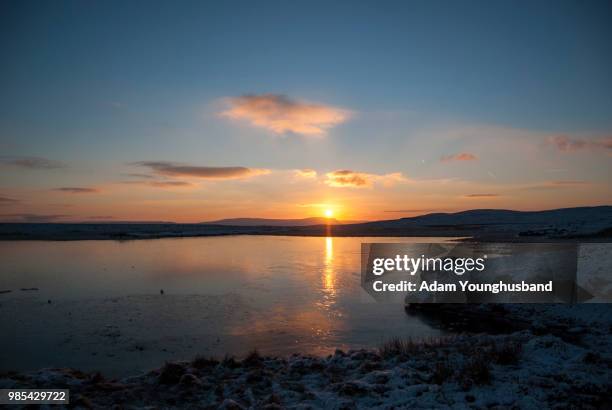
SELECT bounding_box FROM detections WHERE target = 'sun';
[324,209,334,218]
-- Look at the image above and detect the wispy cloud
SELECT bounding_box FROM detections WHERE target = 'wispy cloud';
[122,180,194,188]
[325,170,407,188]
[440,153,478,162]
[147,181,193,187]
[53,187,99,193]
[121,172,194,187]
[377,173,408,187]
[134,161,270,179]
[548,136,612,153]
[122,173,156,179]
[520,180,592,191]
[294,169,317,179]
[220,94,350,136]
[0,213,68,222]
[297,202,335,209]
[549,180,590,186]
[1,156,66,169]
[464,193,500,198]
[0,196,19,205]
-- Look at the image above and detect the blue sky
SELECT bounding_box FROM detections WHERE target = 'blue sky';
[1,0,611,221]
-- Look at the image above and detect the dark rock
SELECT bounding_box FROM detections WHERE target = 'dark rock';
[179,373,202,387]
[582,351,600,364]
[159,362,186,384]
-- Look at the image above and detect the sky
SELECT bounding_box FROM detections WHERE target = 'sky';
[1,0,611,222]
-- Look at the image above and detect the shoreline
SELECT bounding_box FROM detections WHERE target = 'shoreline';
[1,304,610,409]
[0,222,483,242]
[1,228,609,243]
[1,222,610,242]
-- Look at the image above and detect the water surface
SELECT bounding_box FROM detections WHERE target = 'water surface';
[0,236,453,376]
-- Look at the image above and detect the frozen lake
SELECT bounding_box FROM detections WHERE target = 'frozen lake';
[0,236,455,376]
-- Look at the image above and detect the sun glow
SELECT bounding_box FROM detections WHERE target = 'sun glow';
[324,209,333,218]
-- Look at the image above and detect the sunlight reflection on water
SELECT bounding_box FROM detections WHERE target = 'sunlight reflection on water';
[0,235,457,375]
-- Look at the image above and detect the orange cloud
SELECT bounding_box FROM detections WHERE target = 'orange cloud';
[440,153,478,162]
[325,170,407,188]
[548,135,612,153]
[134,162,270,179]
[294,169,317,178]
[220,94,350,136]
[326,170,370,187]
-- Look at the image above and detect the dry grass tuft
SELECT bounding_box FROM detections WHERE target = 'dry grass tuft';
[191,355,219,369]
[243,349,263,367]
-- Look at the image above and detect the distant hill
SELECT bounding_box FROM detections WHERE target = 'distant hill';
[368,206,612,229]
[1,206,610,240]
[294,205,612,239]
[201,217,362,227]
[205,206,612,232]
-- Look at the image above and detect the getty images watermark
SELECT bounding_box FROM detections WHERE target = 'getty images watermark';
[360,242,612,303]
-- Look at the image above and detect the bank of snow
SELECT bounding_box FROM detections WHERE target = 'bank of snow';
[2,317,610,409]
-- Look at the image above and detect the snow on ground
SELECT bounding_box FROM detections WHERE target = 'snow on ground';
[1,304,610,409]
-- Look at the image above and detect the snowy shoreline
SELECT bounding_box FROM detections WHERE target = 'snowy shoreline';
[2,304,610,409]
